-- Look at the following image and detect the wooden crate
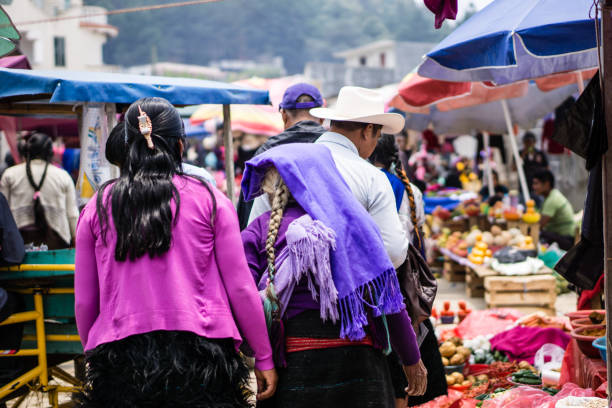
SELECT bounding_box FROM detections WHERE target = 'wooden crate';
[465,267,485,298]
[444,218,469,233]
[443,257,466,282]
[484,275,556,311]
[519,222,540,245]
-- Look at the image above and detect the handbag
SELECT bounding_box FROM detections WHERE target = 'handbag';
[397,243,437,328]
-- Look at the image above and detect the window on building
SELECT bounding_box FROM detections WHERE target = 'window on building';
[54,37,66,67]
[65,0,71,9]
[359,56,366,66]
[380,53,386,67]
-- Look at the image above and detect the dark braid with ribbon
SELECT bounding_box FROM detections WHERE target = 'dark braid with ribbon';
[395,161,423,252]
[22,133,53,230]
[369,133,423,252]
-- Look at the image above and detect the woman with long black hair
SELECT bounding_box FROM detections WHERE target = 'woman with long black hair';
[75,97,276,407]
[0,132,78,249]
[370,134,446,407]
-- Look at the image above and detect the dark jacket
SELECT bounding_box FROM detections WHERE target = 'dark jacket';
[0,192,24,266]
[237,120,326,229]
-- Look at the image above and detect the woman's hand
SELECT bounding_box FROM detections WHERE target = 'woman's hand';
[255,368,278,400]
[403,359,428,397]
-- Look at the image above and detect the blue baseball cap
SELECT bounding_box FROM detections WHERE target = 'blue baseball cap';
[279,83,324,110]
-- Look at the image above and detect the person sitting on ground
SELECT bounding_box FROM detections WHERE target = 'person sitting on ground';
[531,169,576,250]
[237,83,326,229]
[479,170,509,204]
[0,132,78,249]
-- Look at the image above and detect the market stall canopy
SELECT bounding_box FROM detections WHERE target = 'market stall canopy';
[391,70,596,113]
[395,82,579,134]
[0,68,270,106]
[190,104,283,136]
[417,0,598,84]
[0,6,20,58]
[188,75,314,137]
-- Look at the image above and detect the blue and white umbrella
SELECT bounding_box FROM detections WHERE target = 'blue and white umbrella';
[418,0,598,85]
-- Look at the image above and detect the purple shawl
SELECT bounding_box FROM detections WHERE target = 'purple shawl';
[242,143,405,340]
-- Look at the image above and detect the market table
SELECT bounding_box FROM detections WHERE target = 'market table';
[437,247,557,313]
[560,338,607,397]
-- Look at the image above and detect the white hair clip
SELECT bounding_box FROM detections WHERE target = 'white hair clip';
[137,106,154,150]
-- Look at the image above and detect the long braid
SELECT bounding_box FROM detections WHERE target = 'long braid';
[394,156,423,250]
[263,170,290,304]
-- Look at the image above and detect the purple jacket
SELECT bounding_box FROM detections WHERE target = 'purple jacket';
[75,176,274,370]
[242,206,421,365]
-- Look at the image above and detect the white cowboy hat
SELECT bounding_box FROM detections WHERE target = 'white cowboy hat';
[310,86,405,134]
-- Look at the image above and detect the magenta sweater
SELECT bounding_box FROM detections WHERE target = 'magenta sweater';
[74,176,274,370]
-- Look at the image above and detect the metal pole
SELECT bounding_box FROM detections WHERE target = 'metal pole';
[575,71,586,94]
[500,99,531,202]
[483,131,494,197]
[600,0,612,399]
[222,104,235,204]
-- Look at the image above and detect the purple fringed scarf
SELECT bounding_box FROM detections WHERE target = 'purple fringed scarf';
[258,214,339,323]
[242,143,405,340]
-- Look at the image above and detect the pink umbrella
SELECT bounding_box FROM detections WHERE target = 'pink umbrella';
[389,69,596,200]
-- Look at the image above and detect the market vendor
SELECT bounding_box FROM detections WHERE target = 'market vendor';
[479,170,509,205]
[520,131,549,191]
[532,170,576,250]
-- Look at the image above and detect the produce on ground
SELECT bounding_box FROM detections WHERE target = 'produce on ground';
[510,369,542,385]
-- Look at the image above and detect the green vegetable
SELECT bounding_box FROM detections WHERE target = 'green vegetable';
[512,376,541,385]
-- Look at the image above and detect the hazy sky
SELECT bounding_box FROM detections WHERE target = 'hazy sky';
[457,0,494,20]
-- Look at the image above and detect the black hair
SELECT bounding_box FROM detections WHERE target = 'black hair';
[369,133,423,249]
[4,152,14,167]
[18,132,53,162]
[105,122,127,168]
[523,131,536,141]
[283,94,316,119]
[330,120,382,133]
[96,97,216,262]
[369,133,397,170]
[533,169,555,189]
[18,132,54,230]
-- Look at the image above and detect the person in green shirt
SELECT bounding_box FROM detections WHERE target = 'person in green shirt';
[532,169,576,250]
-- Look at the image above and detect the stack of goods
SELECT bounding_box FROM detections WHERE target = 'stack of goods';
[522,200,541,224]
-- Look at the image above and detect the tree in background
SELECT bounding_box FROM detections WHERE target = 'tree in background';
[85,0,450,74]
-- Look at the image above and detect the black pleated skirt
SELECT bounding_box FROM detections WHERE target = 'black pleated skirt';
[258,311,395,408]
[386,319,448,406]
[77,330,252,408]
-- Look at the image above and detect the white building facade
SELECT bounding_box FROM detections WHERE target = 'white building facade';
[3,0,118,71]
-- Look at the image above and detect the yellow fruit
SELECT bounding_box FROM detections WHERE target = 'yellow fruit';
[475,242,488,251]
[450,354,465,365]
[522,212,541,224]
[439,342,457,358]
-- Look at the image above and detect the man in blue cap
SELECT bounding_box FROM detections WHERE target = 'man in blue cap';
[237,83,326,229]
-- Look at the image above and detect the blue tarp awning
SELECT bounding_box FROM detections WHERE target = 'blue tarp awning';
[0,68,270,106]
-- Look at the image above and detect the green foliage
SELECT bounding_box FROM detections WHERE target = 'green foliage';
[85,0,450,73]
